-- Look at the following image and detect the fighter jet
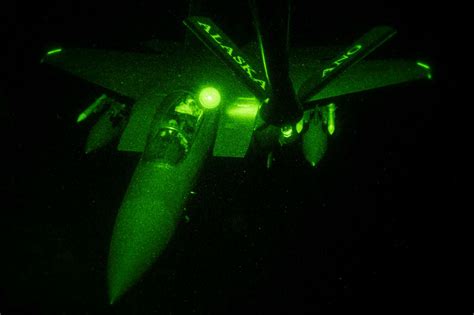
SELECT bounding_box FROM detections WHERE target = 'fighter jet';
[41,0,432,305]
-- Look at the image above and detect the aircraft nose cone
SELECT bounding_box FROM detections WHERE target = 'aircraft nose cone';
[107,110,218,304]
[107,197,179,304]
[107,163,188,304]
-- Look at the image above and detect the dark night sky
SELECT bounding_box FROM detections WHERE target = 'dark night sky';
[3,1,444,314]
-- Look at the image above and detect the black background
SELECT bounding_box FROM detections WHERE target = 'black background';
[4,0,442,314]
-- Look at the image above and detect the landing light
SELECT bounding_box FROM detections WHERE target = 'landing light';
[198,87,221,109]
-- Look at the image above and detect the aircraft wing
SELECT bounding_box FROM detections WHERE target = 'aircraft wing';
[42,25,431,157]
[41,43,184,100]
[243,41,431,102]
[41,41,258,154]
[212,59,430,158]
[291,58,431,102]
[211,43,432,158]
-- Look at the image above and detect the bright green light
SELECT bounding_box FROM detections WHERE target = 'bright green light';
[328,122,335,135]
[328,123,336,135]
[198,87,221,109]
[77,113,87,123]
[416,61,432,80]
[296,117,304,134]
[327,103,336,135]
[281,125,293,138]
[47,48,62,56]
[77,94,107,123]
[416,61,430,70]
[226,97,260,119]
[227,103,259,118]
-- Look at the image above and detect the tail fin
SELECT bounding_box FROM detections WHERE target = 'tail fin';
[297,26,396,105]
[183,16,268,101]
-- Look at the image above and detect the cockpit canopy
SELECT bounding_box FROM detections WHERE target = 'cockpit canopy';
[142,90,204,165]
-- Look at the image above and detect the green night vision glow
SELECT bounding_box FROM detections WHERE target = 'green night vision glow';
[416,61,430,70]
[281,125,293,138]
[226,97,260,119]
[296,117,304,134]
[416,61,432,79]
[47,48,63,56]
[327,103,336,135]
[107,110,219,304]
[198,87,221,109]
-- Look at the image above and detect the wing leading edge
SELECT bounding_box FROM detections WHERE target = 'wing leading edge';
[42,44,184,100]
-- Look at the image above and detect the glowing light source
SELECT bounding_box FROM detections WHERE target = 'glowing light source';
[198,87,221,109]
[416,61,430,70]
[226,104,259,118]
[77,94,108,123]
[47,48,62,56]
[327,103,336,135]
[226,97,260,119]
[77,113,87,123]
[416,61,433,80]
[281,125,293,138]
[296,117,304,134]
